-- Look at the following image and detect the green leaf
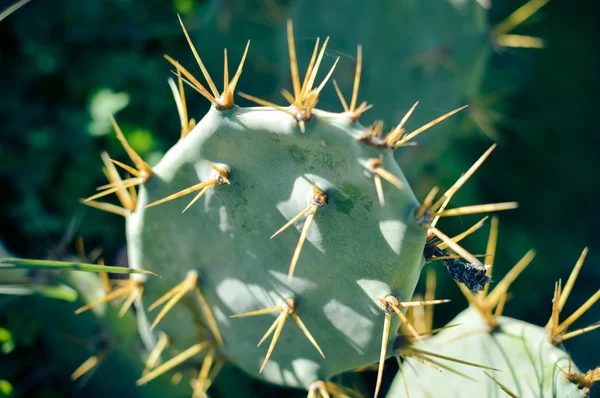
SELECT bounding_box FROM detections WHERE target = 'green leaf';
[0,328,14,355]
[88,88,130,136]
[0,258,157,276]
[0,284,78,302]
[0,380,12,397]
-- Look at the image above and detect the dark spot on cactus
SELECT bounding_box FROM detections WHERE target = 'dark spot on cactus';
[287,144,307,164]
[392,335,411,355]
[424,243,491,293]
[441,256,491,294]
[334,183,359,215]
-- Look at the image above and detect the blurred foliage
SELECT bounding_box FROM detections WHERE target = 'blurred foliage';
[0,0,598,396]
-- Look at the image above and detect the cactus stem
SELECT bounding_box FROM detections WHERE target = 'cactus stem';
[145,164,230,211]
[142,332,170,377]
[74,238,109,292]
[71,349,110,381]
[136,341,210,386]
[148,271,199,330]
[367,156,403,206]
[270,183,327,280]
[74,279,144,315]
[0,257,156,276]
[484,371,518,397]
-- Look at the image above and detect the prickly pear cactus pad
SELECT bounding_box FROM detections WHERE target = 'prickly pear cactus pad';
[129,81,428,387]
[67,13,526,393]
[388,224,599,397]
[388,308,589,398]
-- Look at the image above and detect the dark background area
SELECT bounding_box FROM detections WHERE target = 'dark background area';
[0,0,598,396]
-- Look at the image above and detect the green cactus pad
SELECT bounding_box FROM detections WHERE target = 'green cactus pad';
[128,105,427,388]
[388,307,589,397]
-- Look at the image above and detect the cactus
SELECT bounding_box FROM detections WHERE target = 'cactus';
[387,222,599,397]
[115,17,512,391]
[2,0,598,397]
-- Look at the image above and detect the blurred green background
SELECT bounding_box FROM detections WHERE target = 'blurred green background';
[0,0,598,396]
